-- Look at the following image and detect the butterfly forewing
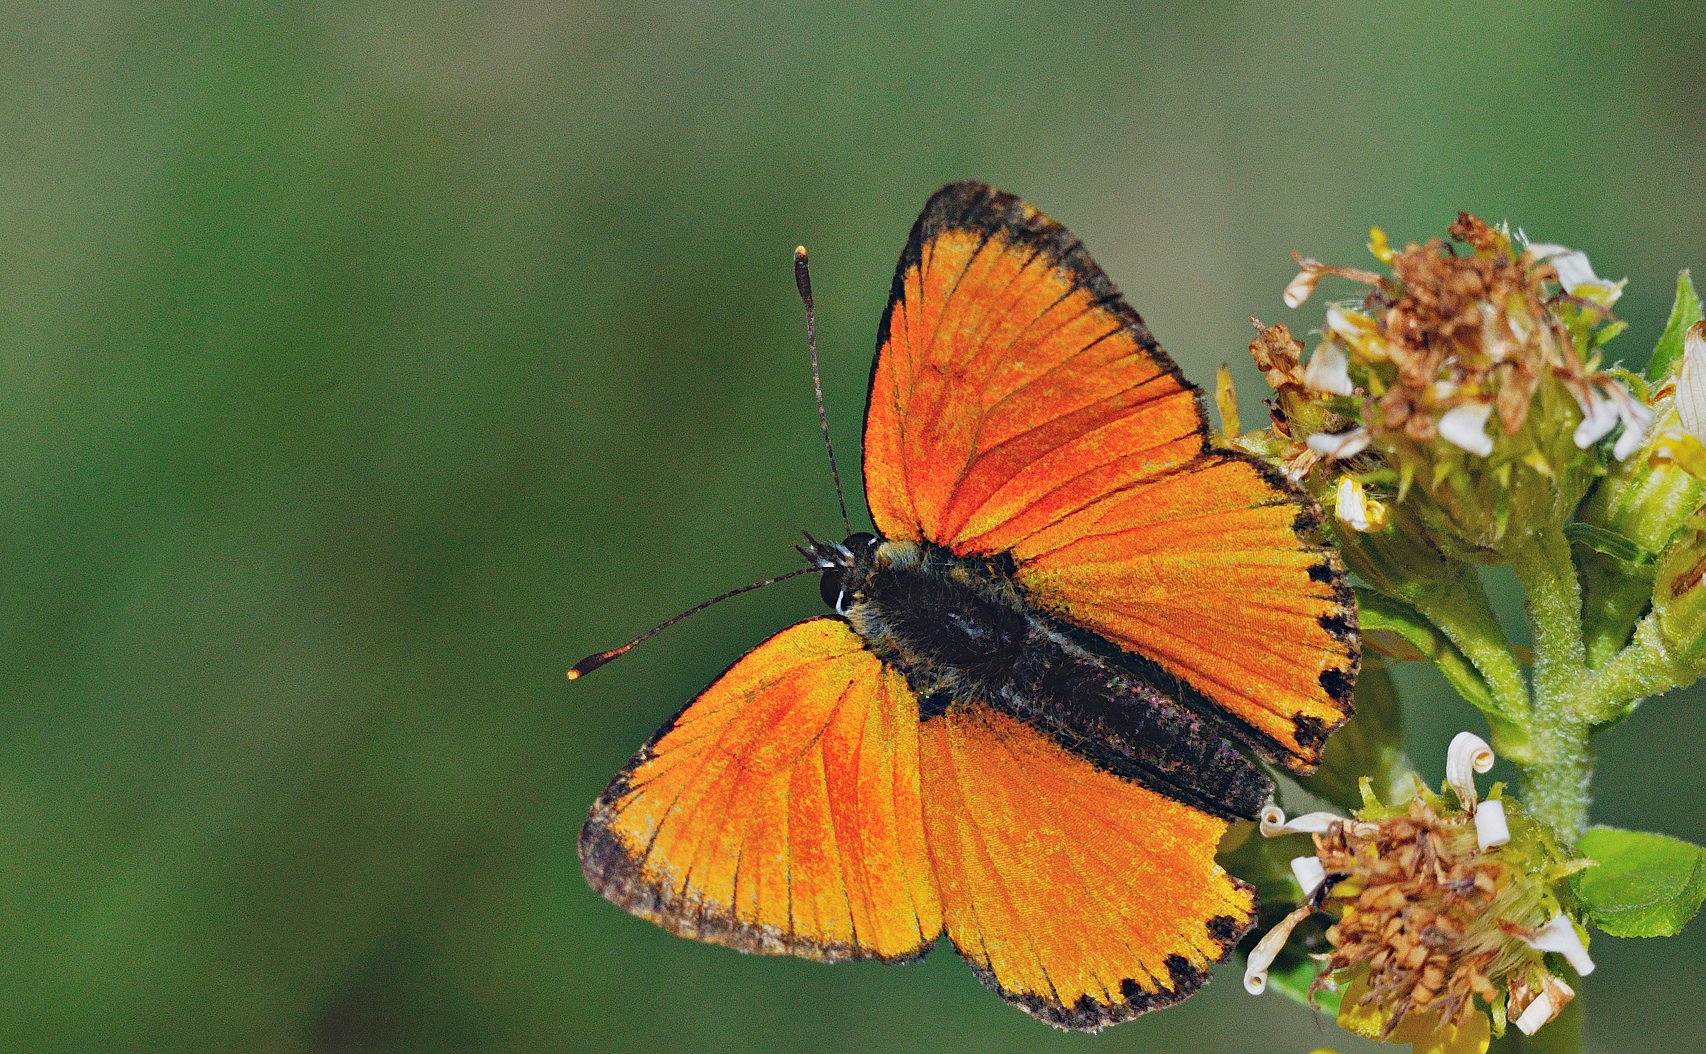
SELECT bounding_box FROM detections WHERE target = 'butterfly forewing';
[863,181,1357,772]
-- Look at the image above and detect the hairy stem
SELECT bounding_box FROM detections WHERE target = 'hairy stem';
[1405,568,1534,757]
[1580,616,1694,725]
[1509,524,1593,844]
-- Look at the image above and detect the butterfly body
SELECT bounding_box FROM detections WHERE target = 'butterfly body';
[816,532,1273,820]
[580,181,1358,1030]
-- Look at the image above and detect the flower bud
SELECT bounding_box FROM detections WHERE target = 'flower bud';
[1651,510,1706,666]
[1574,404,1706,665]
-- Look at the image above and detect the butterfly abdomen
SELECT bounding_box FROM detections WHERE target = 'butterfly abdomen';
[843,540,1272,821]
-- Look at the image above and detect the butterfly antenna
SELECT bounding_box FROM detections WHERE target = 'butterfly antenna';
[794,246,852,536]
[568,566,816,680]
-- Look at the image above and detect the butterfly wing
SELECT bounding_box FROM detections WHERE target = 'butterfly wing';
[580,617,943,961]
[919,702,1253,1029]
[863,181,1356,771]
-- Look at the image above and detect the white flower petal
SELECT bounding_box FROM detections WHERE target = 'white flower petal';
[1549,250,1598,293]
[1439,401,1495,457]
[1290,855,1327,898]
[1259,804,1343,838]
[1446,731,1495,812]
[1306,427,1371,460]
[1533,245,1624,306]
[1525,915,1596,976]
[1676,323,1706,441]
[1285,263,1323,309]
[1335,476,1371,532]
[1302,341,1354,396]
[1572,389,1620,450]
[1475,798,1510,850]
[1612,397,1655,461]
[1514,976,1575,1036]
[1243,903,1315,995]
[1514,990,1558,1035]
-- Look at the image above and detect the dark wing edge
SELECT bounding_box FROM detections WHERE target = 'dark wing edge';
[861,179,1212,506]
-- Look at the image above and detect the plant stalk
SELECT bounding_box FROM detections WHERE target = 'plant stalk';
[1509,524,1593,844]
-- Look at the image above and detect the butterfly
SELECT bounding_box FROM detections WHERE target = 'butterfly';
[576,181,1358,1031]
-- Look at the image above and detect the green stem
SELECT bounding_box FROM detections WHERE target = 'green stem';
[1509,524,1593,844]
[1579,615,1694,725]
[1404,567,1535,758]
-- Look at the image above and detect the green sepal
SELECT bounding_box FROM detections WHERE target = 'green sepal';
[1572,826,1706,937]
[1646,269,1703,382]
[1564,521,1658,565]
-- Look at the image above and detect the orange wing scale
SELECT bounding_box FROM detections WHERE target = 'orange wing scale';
[864,182,1357,770]
[918,703,1252,1029]
[580,618,941,962]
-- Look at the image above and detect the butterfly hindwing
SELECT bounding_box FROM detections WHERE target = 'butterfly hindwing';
[918,702,1254,1030]
[580,617,943,962]
[864,181,1356,771]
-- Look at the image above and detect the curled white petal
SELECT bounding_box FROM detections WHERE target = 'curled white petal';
[1335,476,1372,532]
[1306,427,1372,461]
[1439,401,1495,457]
[1475,797,1510,850]
[1514,990,1558,1035]
[1514,975,1575,1036]
[1526,242,1570,260]
[1676,322,1706,440]
[1525,915,1595,976]
[1259,804,1343,838]
[1285,262,1323,309]
[1322,306,1386,356]
[1446,731,1495,811]
[1243,903,1315,995]
[1290,855,1327,898]
[1303,341,1354,396]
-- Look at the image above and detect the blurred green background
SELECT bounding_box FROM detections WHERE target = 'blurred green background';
[2,2,1702,1051]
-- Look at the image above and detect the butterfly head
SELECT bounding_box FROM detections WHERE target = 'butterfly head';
[798,531,880,616]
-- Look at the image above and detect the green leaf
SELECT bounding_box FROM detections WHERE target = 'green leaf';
[1646,269,1702,381]
[1572,826,1706,937]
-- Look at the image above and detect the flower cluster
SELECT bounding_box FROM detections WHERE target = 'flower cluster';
[1246,736,1592,1053]
[1229,214,1650,560]
[1223,215,1706,1054]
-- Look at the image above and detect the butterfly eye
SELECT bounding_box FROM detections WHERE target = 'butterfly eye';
[819,569,848,613]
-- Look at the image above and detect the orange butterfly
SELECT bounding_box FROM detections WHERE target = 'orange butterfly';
[575,182,1358,1030]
